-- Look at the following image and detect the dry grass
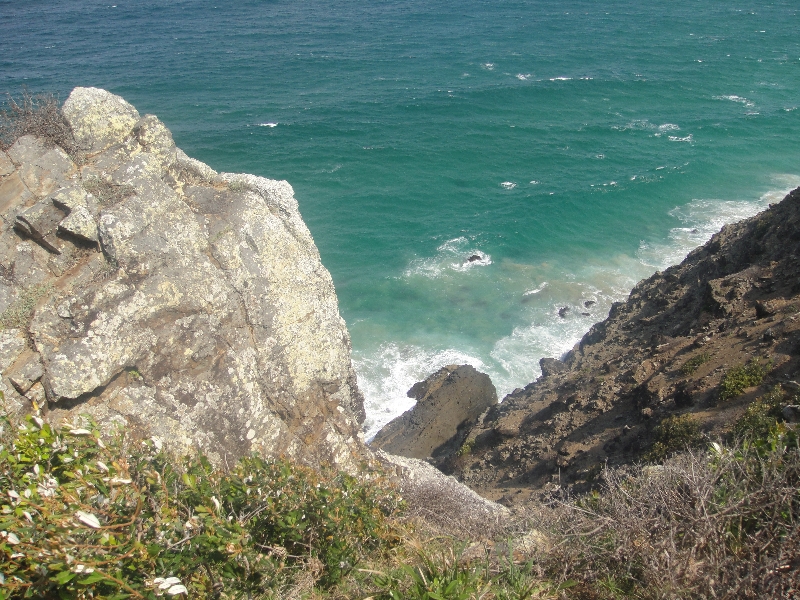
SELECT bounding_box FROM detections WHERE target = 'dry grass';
[534,432,800,599]
[0,88,82,160]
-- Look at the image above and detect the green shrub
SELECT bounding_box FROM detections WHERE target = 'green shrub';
[0,413,404,598]
[732,386,787,442]
[680,352,711,375]
[456,438,474,457]
[718,358,772,401]
[646,414,703,462]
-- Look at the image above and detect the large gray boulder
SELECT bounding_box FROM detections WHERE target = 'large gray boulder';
[370,364,497,459]
[0,87,365,470]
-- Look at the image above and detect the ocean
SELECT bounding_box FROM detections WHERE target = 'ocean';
[2,0,799,437]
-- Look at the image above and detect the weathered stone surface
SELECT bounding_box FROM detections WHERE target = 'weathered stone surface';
[62,87,140,154]
[0,151,13,177]
[376,450,510,539]
[370,364,497,460]
[8,136,76,197]
[7,350,44,394]
[15,199,66,254]
[0,172,34,216]
[0,87,366,471]
[58,205,99,243]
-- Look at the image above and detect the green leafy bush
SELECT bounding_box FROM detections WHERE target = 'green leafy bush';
[680,352,711,375]
[718,358,772,401]
[732,386,787,442]
[0,414,404,598]
[646,414,703,462]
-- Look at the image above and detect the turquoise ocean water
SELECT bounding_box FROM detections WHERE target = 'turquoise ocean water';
[2,0,799,436]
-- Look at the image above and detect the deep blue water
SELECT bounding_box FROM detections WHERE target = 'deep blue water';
[2,0,799,435]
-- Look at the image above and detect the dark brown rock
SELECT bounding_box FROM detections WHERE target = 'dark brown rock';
[370,364,497,460]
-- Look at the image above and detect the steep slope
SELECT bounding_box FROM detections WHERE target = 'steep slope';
[0,88,365,469]
[448,188,800,503]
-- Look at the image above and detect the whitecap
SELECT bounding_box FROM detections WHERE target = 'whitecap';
[355,343,487,439]
[637,175,800,271]
[258,122,278,128]
[713,94,755,107]
[483,62,495,70]
[669,134,693,143]
[403,237,491,278]
[500,181,517,190]
[549,76,572,81]
[658,123,680,131]
[516,73,531,81]
[523,282,548,296]
[529,180,540,185]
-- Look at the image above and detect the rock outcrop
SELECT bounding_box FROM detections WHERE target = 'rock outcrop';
[370,364,497,459]
[0,87,365,470]
[451,190,800,503]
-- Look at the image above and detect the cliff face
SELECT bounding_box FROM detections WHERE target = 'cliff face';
[0,87,365,469]
[449,189,800,503]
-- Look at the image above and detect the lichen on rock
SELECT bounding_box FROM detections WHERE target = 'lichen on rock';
[0,87,366,471]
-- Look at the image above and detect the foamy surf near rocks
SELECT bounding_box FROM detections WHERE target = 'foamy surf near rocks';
[370,364,497,460]
[0,87,366,470]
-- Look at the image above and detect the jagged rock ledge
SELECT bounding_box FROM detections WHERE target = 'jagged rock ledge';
[0,87,365,470]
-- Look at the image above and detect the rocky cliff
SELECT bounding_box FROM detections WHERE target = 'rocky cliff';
[0,87,366,469]
[447,189,800,503]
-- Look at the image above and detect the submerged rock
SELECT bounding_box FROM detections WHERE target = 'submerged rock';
[0,87,365,470]
[370,364,497,460]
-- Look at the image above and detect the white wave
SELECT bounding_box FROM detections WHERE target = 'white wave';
[659,123,680,131]
[637,175,800,270]
[483,62,495,70]
[501,181,517,190]
[529,180,540,185]
[549,76,572,81]
[453,251,492,271]
[356,343,486,439]
[258,122,278,127]
[669,134,693,143]
[516,73,531,81]
[523,282,548,296]
[403,237,491,278]
[714,94,755,108]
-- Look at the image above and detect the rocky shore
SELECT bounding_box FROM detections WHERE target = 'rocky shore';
[440,188,800,503]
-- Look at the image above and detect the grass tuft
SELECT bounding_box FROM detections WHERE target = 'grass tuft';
[0,88,82,160]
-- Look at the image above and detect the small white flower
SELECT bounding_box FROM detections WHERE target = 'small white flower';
[33,464,40,476]
[211,496,221,512]
[7,490,19,500]
[158,577,182,590]
[74,564,95,574]
[5,532,20,545]
[67,428,92,436]
[75,511,101,529]
[32,416,44,429]
[166,584,188,595]
[96,461,109,473]
[151,436,163,451]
